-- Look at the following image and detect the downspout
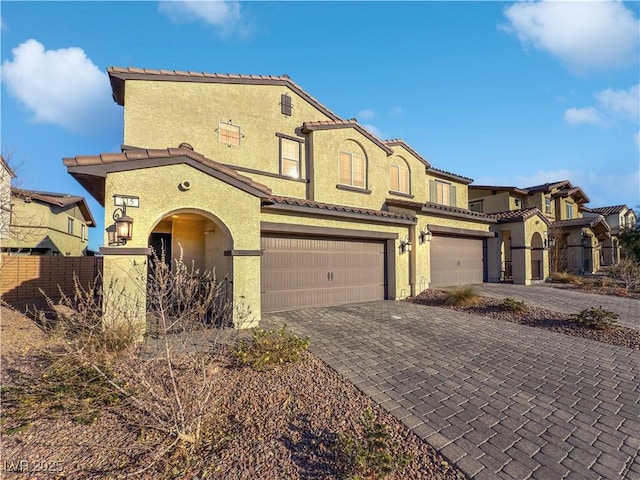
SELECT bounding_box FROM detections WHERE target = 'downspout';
[409,224,417,297]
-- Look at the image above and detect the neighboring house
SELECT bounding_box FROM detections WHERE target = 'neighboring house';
[0,188,95,256]
[0,156,16,244]
[469,181,611,275]
[584,205,637,265]
[63,67,548,327]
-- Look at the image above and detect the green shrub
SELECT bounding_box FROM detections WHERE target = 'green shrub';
[500,297,527,312]
[443,285,479,307]
[572,307,619,330]
[232,325,310,371]
[336,408,412,480]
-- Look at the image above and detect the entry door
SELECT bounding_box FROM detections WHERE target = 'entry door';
[261,236,386,312]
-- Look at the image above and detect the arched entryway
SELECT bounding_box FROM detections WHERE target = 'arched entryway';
[531,232,544,280]
[148,209,233,282]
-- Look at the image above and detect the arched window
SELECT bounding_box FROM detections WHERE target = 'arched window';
[338,140,367,189]
[390,157,410,194]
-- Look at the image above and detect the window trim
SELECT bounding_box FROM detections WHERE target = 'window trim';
[217,120,242,147]
[279,136,302,179]
[67,217,74,235]
[545,197,551,214]
[390,159,410,195]
[338,150,367,189]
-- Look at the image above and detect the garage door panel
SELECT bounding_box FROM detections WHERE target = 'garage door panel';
[261,236,386,312]
[430,235,483,287]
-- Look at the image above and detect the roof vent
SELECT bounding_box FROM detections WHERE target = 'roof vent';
[282,74,290,79]
[178,143,194,151]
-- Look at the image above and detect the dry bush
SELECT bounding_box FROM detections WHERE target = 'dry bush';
[607,258,640,292]
[443,285,479,307]
[550,272,581,284]
[3,248,250,475]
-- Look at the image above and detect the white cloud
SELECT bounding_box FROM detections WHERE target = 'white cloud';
[389,106,403,116]
[357,109,375,120]
[516,169,575,188]
[159,1,250,37]
[503,0,640,72]
[596,84,639,119]
[563,107,604,126]
[634,131,640,150]
[361,123,385,140]
[0,39,119,134]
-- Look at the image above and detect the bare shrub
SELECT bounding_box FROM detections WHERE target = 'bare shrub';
[6,248,250,475]
[443,285,479,307]
[607,258,640,292]
[550,272,581,284]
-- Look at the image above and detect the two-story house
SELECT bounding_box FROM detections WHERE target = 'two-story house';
[0,188,96,256]
[0,156,15,245]
[584,205,636,265]
[63,67,548,328]
[469,181,610,275]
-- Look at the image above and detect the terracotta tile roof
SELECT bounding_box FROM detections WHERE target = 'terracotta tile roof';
[265,195,416,222]
[385,198,495,222]
[382,139,430,167]
[524,180,572,192]
[488,207,550,225]
[469,185,529,195]
[589,205,628,215]
[63,145,272,205]
[301,120,393,154]
[12,188,96,226]
[426,167,473,184]
[108,67,342,121]
[553,216,610,231]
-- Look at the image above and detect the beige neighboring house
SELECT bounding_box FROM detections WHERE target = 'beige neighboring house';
[469,181,610,275]
[62,66,548,329]
[584,205,637,265]
[0,188,96,256]
[0,156,16,244]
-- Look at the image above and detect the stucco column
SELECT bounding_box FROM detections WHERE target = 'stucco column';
[511,247,529,285]
[486,235,502,283]
[100,249,149,340]
[231,255,261,329]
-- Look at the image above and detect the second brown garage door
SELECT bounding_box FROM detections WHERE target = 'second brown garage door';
[430,235,484,287]
[261,236,386,313]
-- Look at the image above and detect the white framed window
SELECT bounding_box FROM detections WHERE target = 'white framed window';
[217,121,242,147]
[81,224,87,242]
[545,197,551,213]
[67,217,74,235]
[566,203,574,219]
[429,180,455,206]
[390,161,410,194]
[339,151,366,189]
[280,137,301,178]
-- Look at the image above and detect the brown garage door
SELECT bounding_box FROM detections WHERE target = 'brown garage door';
[430,235,483,287]
[261,236,386,312]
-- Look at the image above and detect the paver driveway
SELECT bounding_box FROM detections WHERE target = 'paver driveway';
[473,283,639,331]
[266,301,640,480]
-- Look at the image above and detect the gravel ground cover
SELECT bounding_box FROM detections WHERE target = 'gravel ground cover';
[0,305,466,480]
[408,289,640,350]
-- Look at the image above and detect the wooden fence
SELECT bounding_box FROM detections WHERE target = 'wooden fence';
[0,255,103,303]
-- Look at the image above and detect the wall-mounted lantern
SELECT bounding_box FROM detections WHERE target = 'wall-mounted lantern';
[399,236,412,254]
[419,227,432,244]
[108,204,133,246]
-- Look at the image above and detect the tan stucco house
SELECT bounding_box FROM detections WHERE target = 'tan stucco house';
[63,67,548,328]
[0,188,95,256]
[469,181,610,275]
[584,205,636,265]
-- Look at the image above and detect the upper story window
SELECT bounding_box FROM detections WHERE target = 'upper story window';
[339,151,366,189]
[469,200,483,213]
[67,217,74,235]
[390,159,410,194]
[81,224,87,242]
[280,137,301,178]
[429,179,456,206]
[545,197,551,213]
[280,94,292,116]
[514,198,521,208]
[217,121,242,147]
[566,203,574,219]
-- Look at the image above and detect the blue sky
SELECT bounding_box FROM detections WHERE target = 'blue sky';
[1,1,639,251]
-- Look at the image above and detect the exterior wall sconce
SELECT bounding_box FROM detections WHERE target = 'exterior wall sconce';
[108,204,133,246]
[419,227,432,244]
[543,231,548,248]
[399,236,412,254]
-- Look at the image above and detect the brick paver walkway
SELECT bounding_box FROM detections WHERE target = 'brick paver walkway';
[266,301,640,480]
[474,283,639,331]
